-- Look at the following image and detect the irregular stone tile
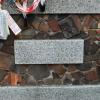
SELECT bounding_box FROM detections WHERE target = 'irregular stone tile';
[71,31,88,39]
[84,38,99,55]
[71,15,81,32]
[67,65,77,72]
[1,32,15,55]
[77,62,93,71]
[18,29,38,39]
[33,32,49,39]
[0,70,7,82]
[14,40,84,64]
[81,15,94,33]
[62,69,84,85]
[48,64,66,76]
[71,70,84,80]
[48,19,61,33]
[94,49,100,61]
[25,65,50,80]
[49,32,64,39]
[16,65,50,81]
[39,22,50,32]
[96,65,100,79]
[32,17,50,33]
[84,68,98,81]
[59,16,80,39]
[0,52,14,70]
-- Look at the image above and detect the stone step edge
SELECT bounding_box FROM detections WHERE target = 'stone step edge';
[0,85,100,100]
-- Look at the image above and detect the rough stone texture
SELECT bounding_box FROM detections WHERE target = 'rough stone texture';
[3,0,100,14]
[14,40,84,64]
[0,86,100,100]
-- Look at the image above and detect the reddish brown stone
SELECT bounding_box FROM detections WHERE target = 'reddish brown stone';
[43,15,49,21]
[82,15,94,33]
[0,52,13,70]
[2,72,22,86]
[39,22,50,32]
[84,68,98,81]
[48,19,61,32]
[72,15,81,32]
[48,64,66,76]
[32,17,49,32]
[67,64,77,72]
[87,30,97,41]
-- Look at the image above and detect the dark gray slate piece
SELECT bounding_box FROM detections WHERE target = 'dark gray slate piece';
[14,39,84,64]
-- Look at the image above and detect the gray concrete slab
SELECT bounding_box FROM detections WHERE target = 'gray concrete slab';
[0,85,100,100]
[3,0,100,14]
[14,39,84,64]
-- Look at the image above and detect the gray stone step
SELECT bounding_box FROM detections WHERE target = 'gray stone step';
[3,0,100,14]
[0,85,100,100]
[14,39,84,64]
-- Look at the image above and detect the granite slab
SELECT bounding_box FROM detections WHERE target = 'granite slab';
[0,86,100,100]
[2,0,100,14]
[14,39,84,64]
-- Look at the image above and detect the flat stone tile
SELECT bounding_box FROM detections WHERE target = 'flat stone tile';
[3,0,100,14]
[0,86,100,100]
[14,40,84,64]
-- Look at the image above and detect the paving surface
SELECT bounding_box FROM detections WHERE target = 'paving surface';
[0,85,100,100]
[3,0,100,14]
[14,40,84,64]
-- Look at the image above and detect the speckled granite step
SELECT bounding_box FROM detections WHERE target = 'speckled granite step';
[14,39,84,64]
[0,86,100,100]
[3,0,100,14]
